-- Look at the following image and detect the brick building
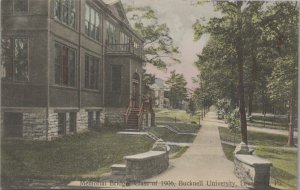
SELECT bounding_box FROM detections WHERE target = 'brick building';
[1,0,145,140]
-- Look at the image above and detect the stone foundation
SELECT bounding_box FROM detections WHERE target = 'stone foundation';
[104,107,126,126]
[2,107,105,141]
[23,111,47,141]
[77,109,88,133]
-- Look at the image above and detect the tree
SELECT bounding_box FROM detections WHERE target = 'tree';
[263,2,298,146]
[126,6,180,69]
[193,1,269,144]
[165,71,188,109]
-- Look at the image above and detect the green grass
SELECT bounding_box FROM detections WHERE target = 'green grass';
[154,108,200,124]
[249,119,291,131]
[220,143,297,189]
[156,122,200,133]
[218,127,298,147]
[147,127,196,143]
[221,143,235,162]
[169,146,189,159]
[256,147,297,189]
[1,128,153,181]
[219,127,297,189]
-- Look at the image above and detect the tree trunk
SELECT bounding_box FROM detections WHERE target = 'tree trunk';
[237,57,248,144]
[287,95,296,147]
[248,52,258,117]
[236,6,248,144]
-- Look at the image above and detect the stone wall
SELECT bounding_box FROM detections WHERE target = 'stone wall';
[48,110,58,140]
[77,109,88,133]
[23,111,47,140]
[104,107,126,126]
[234,154,272,189]
[125,151,169,182]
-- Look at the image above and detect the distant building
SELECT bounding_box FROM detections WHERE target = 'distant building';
[1,0,146,140]
[150,78,165,108]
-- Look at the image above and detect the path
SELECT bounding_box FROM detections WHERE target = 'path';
[137,111,247,189]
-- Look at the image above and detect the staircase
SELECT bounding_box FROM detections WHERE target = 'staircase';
[126,108,140,129]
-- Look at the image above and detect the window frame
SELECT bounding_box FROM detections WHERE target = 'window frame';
[54,0,76,29]
[85,3,102,42]
[1,37,29,82]
[84,54,100,90]
[54,42,77,88]
[13,0,29,14]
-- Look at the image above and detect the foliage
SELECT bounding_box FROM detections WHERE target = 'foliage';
[225,108,240,132]
[187,98,197,115]
[165,71,188,109]
[126,6,180,69]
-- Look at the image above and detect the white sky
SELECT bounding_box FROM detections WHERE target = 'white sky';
[121,0,221,89]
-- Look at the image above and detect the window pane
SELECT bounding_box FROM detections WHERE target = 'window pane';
[89,56,94,88]
[14,0,28,13]
[14,38,28,81]
[85,4,90,34]
[54,44,61,84]
[94,58,99,89]
[69,112,77,132]
[1,39,13,80]
[61,46,68,85]
[62,0,68,24]
[55,0,61,19]
[68,49,76,87]
[58,113,66,135]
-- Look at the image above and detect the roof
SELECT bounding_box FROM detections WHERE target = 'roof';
[102,0,130,25]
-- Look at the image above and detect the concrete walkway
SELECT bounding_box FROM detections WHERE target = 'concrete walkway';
[135,111,247,189]
[68,112,247,189]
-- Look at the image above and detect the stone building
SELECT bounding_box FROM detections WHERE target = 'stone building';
[1,0,145,140]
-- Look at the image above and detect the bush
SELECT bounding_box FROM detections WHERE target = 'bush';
[225,108,240,132]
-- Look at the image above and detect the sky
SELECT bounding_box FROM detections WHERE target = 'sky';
[121,0,221,89]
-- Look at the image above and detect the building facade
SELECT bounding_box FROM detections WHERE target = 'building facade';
[1,0,144,140]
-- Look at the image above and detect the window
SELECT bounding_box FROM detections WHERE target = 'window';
[85,4,101,41]
[2,0,12,14]
[54,43,76,87]
[55,0,75,28]
[105,21,118,44]
[95,111,101,128]
[120,31,129,51]
[88,112,94,128]
[58,113,66,135]
[85,54,100,90]
[13,0,28,13]
[111,65,121,92]
[4,112,23,137]
[69,112,77,133]
[1,38,28,81]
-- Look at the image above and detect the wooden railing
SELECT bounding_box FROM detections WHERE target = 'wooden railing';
[124,99,132,128]
[137,102,144,129]
[106,43,144,59]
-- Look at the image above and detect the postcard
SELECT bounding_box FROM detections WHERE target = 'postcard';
[1,0,298,189]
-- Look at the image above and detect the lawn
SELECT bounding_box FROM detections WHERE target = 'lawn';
[156,122,200,133]
[221,143,297,189]
[1,128,153,182]
[146,127,196,143]
[219,127,297,189]
[218,127,298,146]
[154,108,200,124]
